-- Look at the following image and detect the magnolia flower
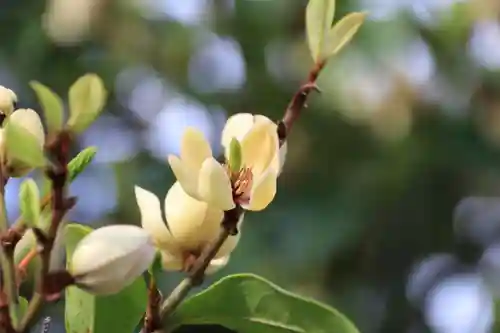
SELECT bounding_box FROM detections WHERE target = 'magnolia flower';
[221,113,287,175]
[168,113,283,212]
[134,182,242,274]
[69,225,156,295]
[1,108,45,176]
[0,86,17,117]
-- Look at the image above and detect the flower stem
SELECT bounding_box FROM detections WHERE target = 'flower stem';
[18,131,74,333]
[158,207,241,329]
[0,169,19,332]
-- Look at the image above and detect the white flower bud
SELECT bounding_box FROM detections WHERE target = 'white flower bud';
[69,225,156,295]
[0,86,17,117]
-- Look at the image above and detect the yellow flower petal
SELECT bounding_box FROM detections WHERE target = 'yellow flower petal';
[133,186,175,248]
[167,154,200,200]
[198,158,235,211]
[240,124,278,176]
[160,250,184,271]
[205,255,230,275]
[244,169,278,211]
[164,182,223,250]
[221,113,255,150]
[180,127,212,171]
[253,114,276,128]
[215,232,240,259]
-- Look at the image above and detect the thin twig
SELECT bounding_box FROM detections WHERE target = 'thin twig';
[143,277,162,333]
[0,168,18,331]
[278,60,324,145]
[18,131,73,333]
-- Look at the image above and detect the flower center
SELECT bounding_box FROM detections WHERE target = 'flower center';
[225,165,253,205]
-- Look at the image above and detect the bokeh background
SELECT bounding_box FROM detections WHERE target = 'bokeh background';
[3,0,500,332]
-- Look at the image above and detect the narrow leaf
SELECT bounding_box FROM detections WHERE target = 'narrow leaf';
[4,120,45,168]
[19,179,40,227]
[306,0,336,62]
[168,273,360,333]
[30,81,64,134]
[67,74,107,134]
[64,223,147,333]
[322,12,366,59]
[68,146,98,182]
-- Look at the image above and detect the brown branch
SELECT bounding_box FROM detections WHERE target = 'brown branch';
[143,278,162,333]
[0,166,18,332]
[18,131,74,333]
[0,290,15,333]
[278,60,325,145]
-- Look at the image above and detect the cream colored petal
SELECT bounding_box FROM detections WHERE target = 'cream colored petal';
[270,140,287,176]
[180,127,212,171]
[198,158,235,211]
[244,169,278,211]
[134,186,174,247]
[205,255,230,275]
[253,114,276,128]
[240,124,278,176]
[10,109,45,147]
[214,233,240,259]
[160,250,184,271]
[164,182,223,250]
[167,155,200,200]
[221,113,255,151]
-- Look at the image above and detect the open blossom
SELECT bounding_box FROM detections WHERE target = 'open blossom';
[0,86,17,116]
[69,225,156,295]
[1,108,45,176]
[221,113,287,175]
[135,182,242,274]
[168,113,283,212]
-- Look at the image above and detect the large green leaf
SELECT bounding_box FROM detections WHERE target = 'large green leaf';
[306,0,335,63]
[29,81,64,134]
[67,74,107,134]
[167,273,359,333]
[64,223,148,333]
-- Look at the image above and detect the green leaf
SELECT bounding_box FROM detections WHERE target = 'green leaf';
[4,120,45,168]
[19,179,40,227]
[64,223,148,333]
[148,250,163,277]
[322,12,366,58]
[68,146,98,182]
[67,74,107,134]
[30,81,64,134]
[306,0,335,63]
[168,273,359,333]
[10,297,28,327]
[228,138,242,173]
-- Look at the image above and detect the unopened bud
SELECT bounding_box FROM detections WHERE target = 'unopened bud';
[0,86,17,117]
[228,138,242,174]
[69,225,156,295]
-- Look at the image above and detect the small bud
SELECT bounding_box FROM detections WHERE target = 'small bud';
[69,225,156,295]
[228,138,242,174]
[2,109,46,177]
[0,86,17,117]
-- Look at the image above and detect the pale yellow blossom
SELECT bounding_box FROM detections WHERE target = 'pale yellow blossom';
[134,182,242,274]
